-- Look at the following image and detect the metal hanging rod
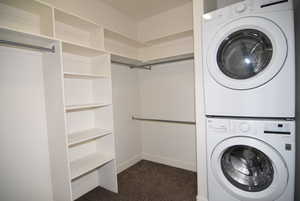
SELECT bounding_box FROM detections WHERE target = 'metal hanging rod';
[111,55,194,70]
[133,56,194,69]
[111,61,151,70]
[0,40,55,53]
[132,116,196,125]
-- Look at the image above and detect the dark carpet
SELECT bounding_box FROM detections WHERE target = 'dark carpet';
[76,160,197,201]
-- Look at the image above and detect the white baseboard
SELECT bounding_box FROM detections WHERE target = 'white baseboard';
[142,153,196,172]
[117,154,142,173]
[197,195,209,201]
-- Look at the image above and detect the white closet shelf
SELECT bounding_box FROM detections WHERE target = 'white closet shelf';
[65,103,111,112]
[70,152,114,180]
[62,40,106,57]
[64,72,108,79]
[68,128,112,146]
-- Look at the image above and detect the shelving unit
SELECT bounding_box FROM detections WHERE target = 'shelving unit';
[62,39,117,199]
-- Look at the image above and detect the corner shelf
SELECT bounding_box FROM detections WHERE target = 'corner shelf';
[68,128,112,146]
[65,103,111,112]
[64,72,108,79]
[70,152,114,180]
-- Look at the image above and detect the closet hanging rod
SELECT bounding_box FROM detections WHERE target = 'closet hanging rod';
[112,61,151,70]
[132,116,196,125]
[111,55,194,70]
[0,40,55,53]
[133,56,194,69]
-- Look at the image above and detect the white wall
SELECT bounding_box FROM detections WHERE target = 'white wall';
[0,47,53,201]
[111,60,197,172]
[111,64,142,173]
[138,60,196,171]
[138,2,193,42]
[294,0,300,200]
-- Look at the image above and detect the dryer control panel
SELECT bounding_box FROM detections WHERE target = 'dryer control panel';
[264,122,291,135]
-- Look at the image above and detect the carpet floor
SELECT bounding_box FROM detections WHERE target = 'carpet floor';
[76,160,197,201]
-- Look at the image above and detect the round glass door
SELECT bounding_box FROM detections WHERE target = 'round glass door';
[210,137,288,201]
[207,17,287,90]
[221,145,274,192]
[217,29,273,80]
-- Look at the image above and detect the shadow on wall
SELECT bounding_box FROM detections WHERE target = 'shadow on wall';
[295,0,300,201]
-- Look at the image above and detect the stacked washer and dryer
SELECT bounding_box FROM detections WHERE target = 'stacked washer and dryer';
[202,0,296,201]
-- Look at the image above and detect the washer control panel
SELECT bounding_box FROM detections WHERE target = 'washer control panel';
[207,118,294,137]
[207,118,230,133]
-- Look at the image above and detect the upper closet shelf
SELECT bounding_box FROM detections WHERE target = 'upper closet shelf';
[0,0,194,63]
[0,0,53,37]
[104,28,194,63]
[65,103,111,112]
[70,152,114,180]
[0,27,57,51]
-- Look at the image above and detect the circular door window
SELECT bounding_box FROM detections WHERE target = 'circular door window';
[211,137,288,201]
[207,17,287,90]
[221,145,274,192]
[217,29,273,80]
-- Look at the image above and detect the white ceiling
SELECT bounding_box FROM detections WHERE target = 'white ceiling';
[100,0,192,20]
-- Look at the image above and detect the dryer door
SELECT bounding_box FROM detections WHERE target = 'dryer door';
[207,17,287,90]
[211,137,288,201]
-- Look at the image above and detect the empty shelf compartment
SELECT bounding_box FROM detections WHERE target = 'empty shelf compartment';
[70,152,114,180]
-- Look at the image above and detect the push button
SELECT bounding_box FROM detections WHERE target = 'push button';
[285,144,292,151]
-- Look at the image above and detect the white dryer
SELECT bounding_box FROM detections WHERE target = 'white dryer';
[207,117,295,201]
[202,0,295,118]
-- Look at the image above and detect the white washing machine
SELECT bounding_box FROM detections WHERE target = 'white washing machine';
[207,117,295,201]
[202,0,295,118]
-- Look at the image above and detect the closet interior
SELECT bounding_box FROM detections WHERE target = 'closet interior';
[0,0,196,200]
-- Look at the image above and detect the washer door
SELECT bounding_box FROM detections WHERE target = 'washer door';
[211,137,288,201]
[207,17,287,90]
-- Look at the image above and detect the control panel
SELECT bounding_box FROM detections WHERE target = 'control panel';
[264,122,291,135]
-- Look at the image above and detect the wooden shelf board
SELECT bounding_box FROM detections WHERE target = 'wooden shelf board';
[70,152,114,180]
[0,26,56,48]
[68,128,112,146]
[65,103,111,112]
[104,29,146,48]
[110,54,143,66]
[144,30,194,46]
[64,72,108,79]
[62,40,106,57]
